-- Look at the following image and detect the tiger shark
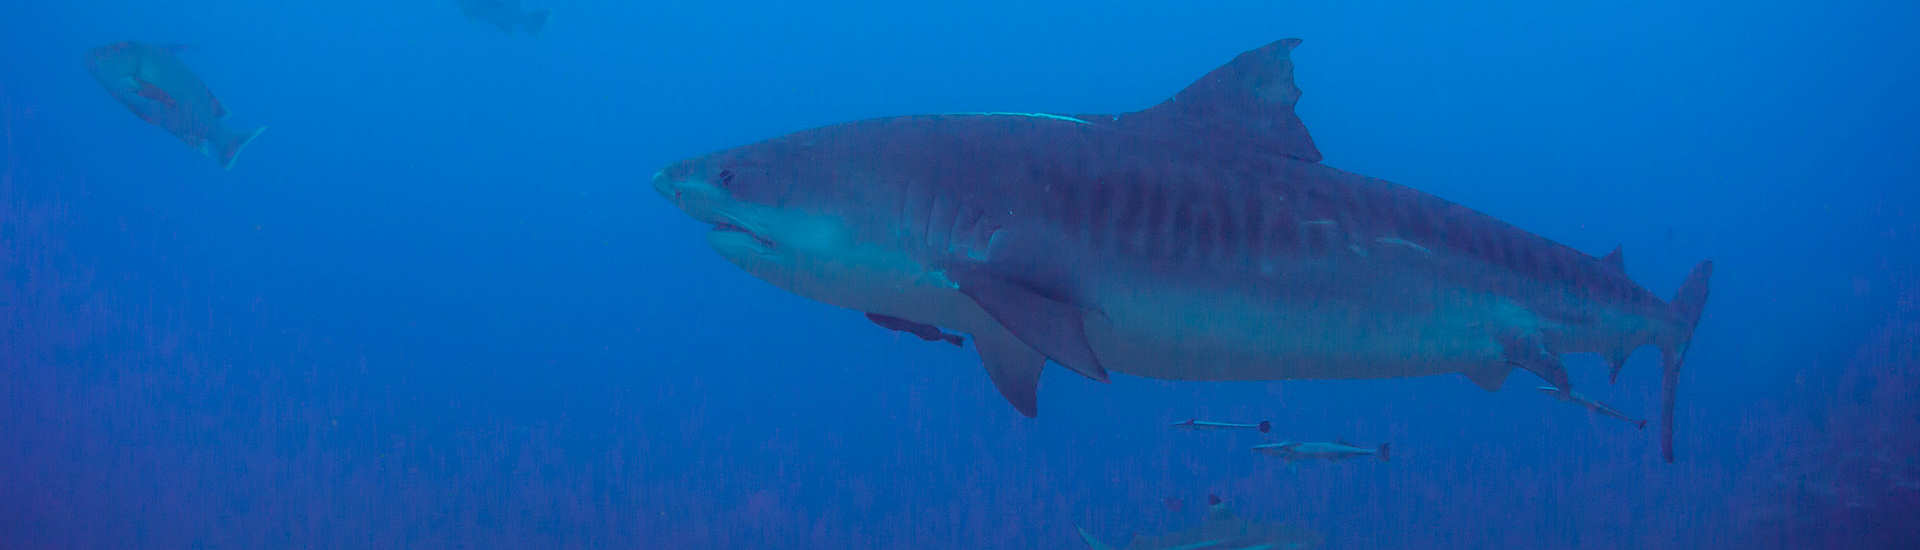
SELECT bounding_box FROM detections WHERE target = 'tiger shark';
[651,39,1713,462]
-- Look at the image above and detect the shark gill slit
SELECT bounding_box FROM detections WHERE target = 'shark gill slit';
[951,203,984,257]
[928,189,956,253]
[913,179,936,251]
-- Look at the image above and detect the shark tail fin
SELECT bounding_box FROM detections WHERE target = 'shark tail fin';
[1076,526,1116,550]
[1377,443,1391,462]
[1658,260,1714,463]
[524,10,551,36]
[215,125,267,170]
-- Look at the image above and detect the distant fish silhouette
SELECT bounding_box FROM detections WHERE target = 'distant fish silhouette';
[1079,494,1323,549]
[85,41,266,169]
[456,0,550,36]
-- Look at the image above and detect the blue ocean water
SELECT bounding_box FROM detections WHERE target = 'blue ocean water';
[3,1,1916,548]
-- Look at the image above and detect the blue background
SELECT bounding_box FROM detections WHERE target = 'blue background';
[4,1,1917,548]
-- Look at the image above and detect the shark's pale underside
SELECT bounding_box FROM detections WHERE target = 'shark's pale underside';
[653,39,1713,462]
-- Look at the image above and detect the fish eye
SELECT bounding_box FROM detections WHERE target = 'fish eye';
[716,169,735,186]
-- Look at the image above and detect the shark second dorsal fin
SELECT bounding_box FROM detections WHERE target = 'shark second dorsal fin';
[1123,38,1322,162]
[1600,245,1625,271]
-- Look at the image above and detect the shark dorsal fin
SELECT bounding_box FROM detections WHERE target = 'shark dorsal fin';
[1124,38,1322,163]
[1600,245,1625,271]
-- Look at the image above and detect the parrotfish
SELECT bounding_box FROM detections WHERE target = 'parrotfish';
[85,41,267,170]
[1253,441,1390,463]
[651,38,1713,461]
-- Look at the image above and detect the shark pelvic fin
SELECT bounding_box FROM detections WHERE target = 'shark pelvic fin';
[1123,38,1322,162]
[1498,330,1570,392]
[946,263,1109,383]
[1461,364,1512,392]
[1600,245,1625,271]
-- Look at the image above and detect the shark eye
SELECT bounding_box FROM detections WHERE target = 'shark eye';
[716,169,735,187]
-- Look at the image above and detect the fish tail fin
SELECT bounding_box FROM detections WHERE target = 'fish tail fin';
[1075,526,1116,550]
[524,10,551,36]
[1636,419,1648,431]
[1377,443,1390,462]
[215,125,267,170]
[1657,260,1714,463]
[1257,420,1271,433]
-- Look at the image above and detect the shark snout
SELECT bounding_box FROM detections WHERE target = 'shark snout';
[650,169,679,201]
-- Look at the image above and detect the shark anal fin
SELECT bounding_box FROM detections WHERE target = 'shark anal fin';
[946,264,1109,382]
[1461,364,1512,392]
[1604,348,1630,383]
[973,327,1045,417]
[1123,38,1322,163]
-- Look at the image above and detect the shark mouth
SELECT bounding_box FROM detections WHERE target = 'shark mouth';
[712,222,775,249]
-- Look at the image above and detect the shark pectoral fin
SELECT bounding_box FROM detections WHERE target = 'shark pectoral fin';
[946,264,1109,382]
[1122,38,1322,163]
[1460,364,1512,392]
[1497,330,1570,392]
[973,326,1045,417]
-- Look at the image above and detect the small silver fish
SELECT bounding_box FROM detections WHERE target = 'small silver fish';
[1536,386,1648,430]
[1253,441,1389,463]
[1170,419,1272,433]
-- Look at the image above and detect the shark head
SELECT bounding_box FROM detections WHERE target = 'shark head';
[650,129,968,316]
[652,162,785,265]
[653,132,856,266]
